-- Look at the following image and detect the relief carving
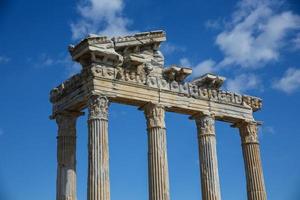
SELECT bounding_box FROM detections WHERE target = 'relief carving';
[237,121,259,144]
[209,89,219,101]
[195,114,215,136]
[50,30,263,116]
[142,103,166,129]
[136,64,147,83]
[199,88,209,99]
[116,66,124,80]
[88,95,109,120]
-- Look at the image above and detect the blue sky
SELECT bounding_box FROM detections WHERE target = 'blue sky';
[0,0,300,199]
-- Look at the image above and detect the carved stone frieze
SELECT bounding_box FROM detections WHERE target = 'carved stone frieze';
[170,80,180,92]
[50,68,262,112]
[50,66,262,112]
[242,95,262,111]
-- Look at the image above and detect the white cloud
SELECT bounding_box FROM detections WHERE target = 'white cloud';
[193,59,216,77]
[179,57,191,66]
[205,19,222,30]
[161,43,185,55]
[0,56,10,64]
[33,54,69,68]
[182,0,300,94]
[263,126,275,134]
[31,53,81,77]
[258,125,275,137]
[225,73,261,93]
[273,68,300,94]
[38,54,55,67]
[71,0,136,39]
[66,63,82,76]
[216,0,300,68]
[293,33,300,49]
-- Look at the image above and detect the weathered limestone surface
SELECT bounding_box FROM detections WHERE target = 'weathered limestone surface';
[142,103,170,200]
[50,30,267,200]
[55,112,81,200]
[50,31,262,124]
[236,121,267,200]
[194,114,221,200]
[87,95,110,200]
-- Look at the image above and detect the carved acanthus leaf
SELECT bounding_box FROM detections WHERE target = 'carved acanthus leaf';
[88,95,109,120]
[195,114,215,136]
[142,103,166,129]
[238,122,259,144]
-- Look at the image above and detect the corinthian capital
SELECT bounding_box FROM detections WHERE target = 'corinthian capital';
[194,113,215,136]
[142,103,165,129]
[88,94,109,120]
[235,121,260,144]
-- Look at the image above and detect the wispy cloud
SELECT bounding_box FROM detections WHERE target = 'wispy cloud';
[30,53,81,77]
[180,0,300,94]
[193,59,216,77]
[293,33,300,49]
[65,63,82,76]
[225,73,261,93]
[262,125,275,134]
[35,54,56,67]
[71,0,136,39]
[179,58,191,66]
[205,19,223,30]
[0,128,4,136]
[161,42,186,55]
[0,55,10,64]
[216,0,300,68]
[273,68,300,94]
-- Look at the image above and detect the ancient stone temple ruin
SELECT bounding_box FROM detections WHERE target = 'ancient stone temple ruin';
[50,30,267,200]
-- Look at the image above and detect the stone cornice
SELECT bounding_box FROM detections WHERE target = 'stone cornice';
[113,30,166,49]
[50,72,87,103]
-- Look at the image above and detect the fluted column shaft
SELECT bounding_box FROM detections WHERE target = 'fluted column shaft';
[237,122,267,200]
[87,95,110,200]
[56,112,80,200]
[194,114,221,200]
[142,103,170,200]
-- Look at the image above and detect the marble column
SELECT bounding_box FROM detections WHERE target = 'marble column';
[87,94,110,200]
[194,114,221,200]
[236,121,267,200]
[142,103,170,200]
[56,112,81,200]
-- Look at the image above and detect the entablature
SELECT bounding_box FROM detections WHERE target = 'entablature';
[50,30,262,123]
